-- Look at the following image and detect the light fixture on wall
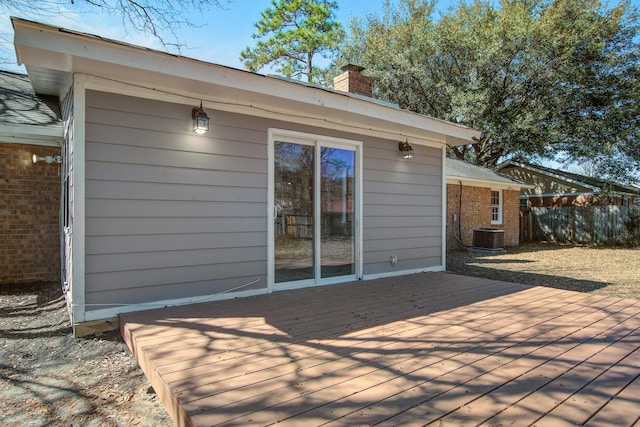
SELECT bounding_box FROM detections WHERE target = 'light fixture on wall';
[32,154,62,164]
[398,140,414,159]
[192,101,209,134]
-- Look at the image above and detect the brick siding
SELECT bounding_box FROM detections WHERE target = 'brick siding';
[446,184,520,250]
[1,143,61,284]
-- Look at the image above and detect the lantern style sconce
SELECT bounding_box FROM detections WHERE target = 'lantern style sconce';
[192,101,209,134]
[32,154,62,164]
[398,140,414,159]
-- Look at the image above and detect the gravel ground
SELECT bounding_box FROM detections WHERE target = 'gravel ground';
[2,242,637,427]
[447,242,640,300]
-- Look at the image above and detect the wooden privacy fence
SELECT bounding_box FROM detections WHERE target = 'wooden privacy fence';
[521,205,640,244]
[274,213,353,238]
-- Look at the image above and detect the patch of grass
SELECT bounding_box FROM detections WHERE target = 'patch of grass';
[447,243,640,300]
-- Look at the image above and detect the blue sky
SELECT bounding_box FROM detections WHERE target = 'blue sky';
[0,0,474,73]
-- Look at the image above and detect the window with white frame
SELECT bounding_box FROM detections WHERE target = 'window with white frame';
[491,190,503,224]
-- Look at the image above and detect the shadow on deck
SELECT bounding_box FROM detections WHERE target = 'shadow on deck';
[120,272,640,427]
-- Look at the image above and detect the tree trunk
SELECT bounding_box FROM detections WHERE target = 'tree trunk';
[307,53,313,83]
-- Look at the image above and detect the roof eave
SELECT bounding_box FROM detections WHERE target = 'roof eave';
[12,17,480,145]
[497,160,602,192]
[446,175,533,190]
[0,123,64,146]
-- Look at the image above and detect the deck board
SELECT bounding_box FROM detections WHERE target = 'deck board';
[120,272,640,426]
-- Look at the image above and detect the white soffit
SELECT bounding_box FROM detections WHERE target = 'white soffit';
[13,18,480,146]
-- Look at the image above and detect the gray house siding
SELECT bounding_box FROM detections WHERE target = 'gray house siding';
[83,90,443,310]
[84,90,268,308]
[362,144,443,275]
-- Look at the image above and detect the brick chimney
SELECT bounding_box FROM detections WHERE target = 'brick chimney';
[333,64,373,98]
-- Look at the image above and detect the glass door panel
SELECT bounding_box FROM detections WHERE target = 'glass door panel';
[273,137,357,286]
[320,148,355,278]
[274,141,314,283]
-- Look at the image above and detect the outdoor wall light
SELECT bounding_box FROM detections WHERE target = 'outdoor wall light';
[32,154,62,164]
[399,140,414,159]
[192,101,209,134]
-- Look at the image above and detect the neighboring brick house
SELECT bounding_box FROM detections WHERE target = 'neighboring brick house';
[446,157,531,250]
[0,70,63,284]
[497,161,640,207]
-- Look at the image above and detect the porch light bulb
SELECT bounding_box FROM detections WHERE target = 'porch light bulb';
[192,102,209,134]
[32,154,62,164]
[399,140,414,159]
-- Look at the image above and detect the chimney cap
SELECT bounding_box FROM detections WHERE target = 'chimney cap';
[340,63,366,73]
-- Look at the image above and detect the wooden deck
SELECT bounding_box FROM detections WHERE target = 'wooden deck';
[120,273,640,427]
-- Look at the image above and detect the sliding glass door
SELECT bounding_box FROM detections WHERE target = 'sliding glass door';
[272,133,359,288]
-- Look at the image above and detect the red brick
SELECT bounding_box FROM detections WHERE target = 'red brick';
[1,142,61,284]
[446,184,520,250]
[333,70,373,97]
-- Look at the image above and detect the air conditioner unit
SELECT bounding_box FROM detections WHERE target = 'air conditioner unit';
[473,228,505,250]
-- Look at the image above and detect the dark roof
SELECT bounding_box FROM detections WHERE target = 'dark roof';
[268,74,401,109]
[501,161,640,196]
[0,70,61,127]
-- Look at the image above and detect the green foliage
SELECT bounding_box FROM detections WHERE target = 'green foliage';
[240,0,344,83]
[341,0,640,178]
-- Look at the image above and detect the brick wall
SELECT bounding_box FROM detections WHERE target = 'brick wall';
[333,70,373,97]
[502,189,520,246]
[446,184,520,250]
[1,143,61,284]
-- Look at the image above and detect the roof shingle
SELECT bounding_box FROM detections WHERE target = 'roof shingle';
[0,70,61,128]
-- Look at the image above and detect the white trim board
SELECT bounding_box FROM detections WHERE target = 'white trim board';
[441,147,447,270]
[363,265,446,281]
[446,176,531,190]
[0,124,63,146]
[70,75,87,324]
[82,287,269,322]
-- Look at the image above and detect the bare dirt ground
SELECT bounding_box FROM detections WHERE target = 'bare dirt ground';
[0,282,172,427]
[2,243,638,427]
[447,242,640,300]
